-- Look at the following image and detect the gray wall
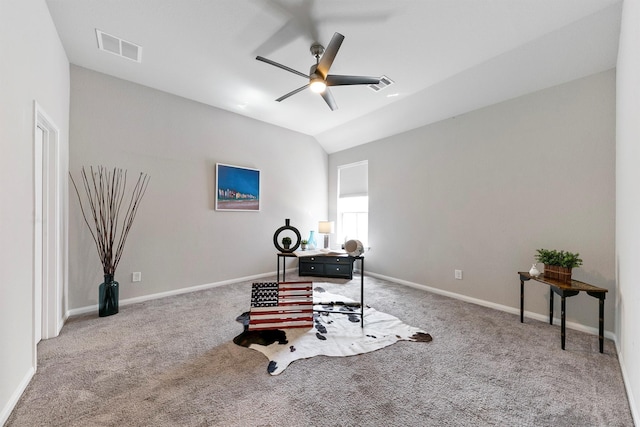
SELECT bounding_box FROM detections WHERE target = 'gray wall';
[616,0,640,421]
[329,70,616,331]
[69,66,328,310]
[0,0,70,423]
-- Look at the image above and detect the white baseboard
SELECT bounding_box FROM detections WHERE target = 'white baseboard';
[616,341,640,426]
[365,271,615,340]
[56,314,65,336]
[66,269,290,318]
[67,268,616,340]
[1,367,34,426]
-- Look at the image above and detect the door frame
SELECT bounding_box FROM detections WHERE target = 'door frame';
[34,125,44,344]
[33,102,64,366]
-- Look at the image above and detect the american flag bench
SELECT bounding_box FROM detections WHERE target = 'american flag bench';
[248,281,314,331]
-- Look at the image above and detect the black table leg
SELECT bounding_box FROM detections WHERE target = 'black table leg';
[549,290,554,325]
[520,279,524,323]
[360,257,364,328]
[587,290,607,353]
[556,288,578,351]
[599,297,605,353]
[277,255,280,283]
[561,296,567,350]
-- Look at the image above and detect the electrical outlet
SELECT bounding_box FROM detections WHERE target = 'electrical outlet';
[455,269,463,280]
[132,272,142,282]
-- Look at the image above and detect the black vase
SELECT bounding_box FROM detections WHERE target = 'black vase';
[99,274,119,317]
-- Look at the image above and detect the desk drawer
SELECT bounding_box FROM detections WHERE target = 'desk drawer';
[325,263,353,278]
[298,255,354,279]
[299,261,325,276]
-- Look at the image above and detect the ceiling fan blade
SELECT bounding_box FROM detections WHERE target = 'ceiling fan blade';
[320,87,338,111]
[256,56,308,79]
[263,0,319,46]
[276,84,309,102]
[317,32,344,77]
[253,23,303,57]
[326,75,381,86]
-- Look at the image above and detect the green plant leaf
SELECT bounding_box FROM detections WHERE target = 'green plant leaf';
[534,248,582,268]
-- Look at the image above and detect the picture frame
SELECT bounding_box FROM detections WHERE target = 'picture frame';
[215,163,260,211]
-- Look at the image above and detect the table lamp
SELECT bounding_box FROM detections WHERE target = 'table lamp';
[318,221,335,249]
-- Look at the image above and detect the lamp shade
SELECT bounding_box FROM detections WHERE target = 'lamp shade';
[318,221,334,234]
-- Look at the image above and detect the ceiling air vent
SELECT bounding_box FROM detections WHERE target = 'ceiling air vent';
[96,29,142,63]
[368,75,394,92]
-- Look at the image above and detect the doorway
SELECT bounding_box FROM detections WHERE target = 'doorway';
[33,102,63,366]
[34,125,44,344]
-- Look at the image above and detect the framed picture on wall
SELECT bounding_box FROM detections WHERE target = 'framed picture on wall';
[215,163,260,211]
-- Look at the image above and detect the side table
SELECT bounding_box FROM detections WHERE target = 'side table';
[518,272,608,353]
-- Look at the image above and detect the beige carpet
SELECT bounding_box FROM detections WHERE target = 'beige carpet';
[6,274,634,426]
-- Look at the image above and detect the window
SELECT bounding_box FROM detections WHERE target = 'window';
[338,196,368,246]
[337,162,368,247]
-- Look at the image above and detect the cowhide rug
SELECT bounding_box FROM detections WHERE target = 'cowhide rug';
[233,286,432,375]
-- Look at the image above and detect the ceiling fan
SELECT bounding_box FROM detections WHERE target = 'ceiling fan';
[256,32,381,111]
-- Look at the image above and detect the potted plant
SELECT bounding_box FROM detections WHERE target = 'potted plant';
[70,166,150,317]
[300,239,308,250]
[282,236,292,250]
[535,248,583,284]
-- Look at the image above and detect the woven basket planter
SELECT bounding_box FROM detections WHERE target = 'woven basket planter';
[544,265,572,284]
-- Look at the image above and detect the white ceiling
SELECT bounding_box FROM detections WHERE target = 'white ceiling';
[46,0,622,153]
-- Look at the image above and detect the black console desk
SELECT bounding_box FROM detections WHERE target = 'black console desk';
[276,251,365,327]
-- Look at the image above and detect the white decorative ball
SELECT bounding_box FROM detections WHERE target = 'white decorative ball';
[345,239,364,256]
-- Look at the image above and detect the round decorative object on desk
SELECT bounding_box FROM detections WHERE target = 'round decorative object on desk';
[345,239,364,257]
[529,264,541,278]
[273,218,301,253]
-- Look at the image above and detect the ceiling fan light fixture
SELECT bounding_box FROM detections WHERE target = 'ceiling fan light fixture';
[309,79,326,93]
[256,32,377,110]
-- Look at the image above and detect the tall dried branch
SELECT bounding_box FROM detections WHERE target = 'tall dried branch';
[70,166,150,277]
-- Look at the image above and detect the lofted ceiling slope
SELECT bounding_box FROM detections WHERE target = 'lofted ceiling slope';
[46,0,622,153]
